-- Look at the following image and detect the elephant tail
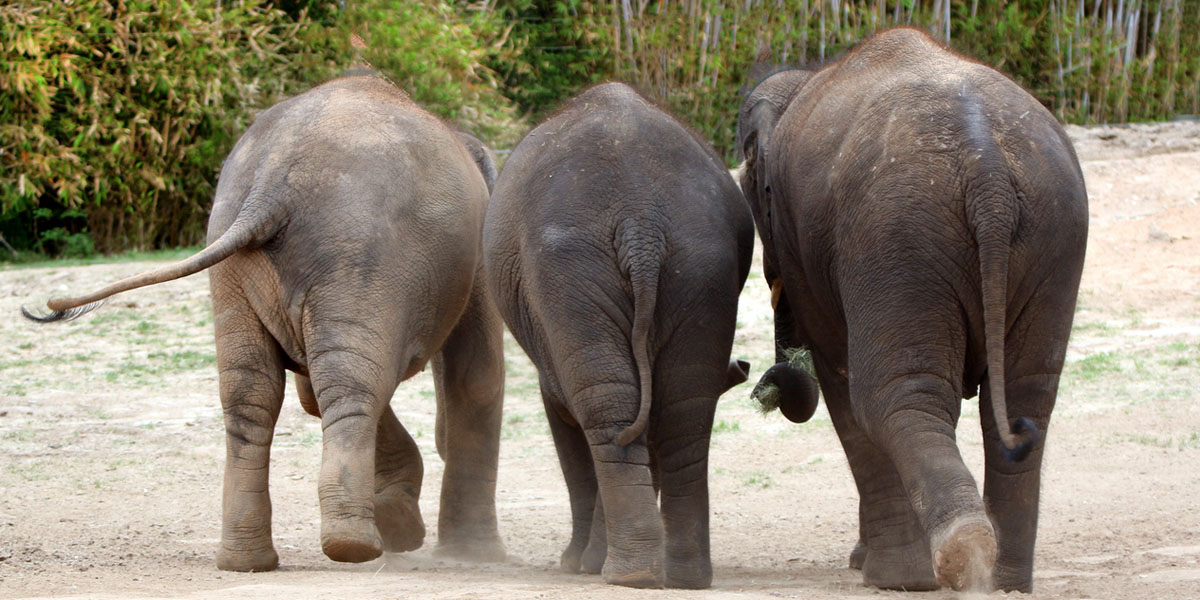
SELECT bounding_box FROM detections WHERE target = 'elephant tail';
[614,243,661,448]
[21,194,275,323]
[969,147,1042,463]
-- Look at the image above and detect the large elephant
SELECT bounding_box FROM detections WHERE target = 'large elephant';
[483,82,754,589]
[736,29,1087,593]
[22,73,506,571]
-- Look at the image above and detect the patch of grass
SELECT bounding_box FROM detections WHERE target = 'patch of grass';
[6,383,28,397]
[744,471,773,488]
[7,460,51,481]
[0,358,33,370]
[2,428,36,442]
[1178,433,1200,450]
[87,311,140,326]
[501,411,547,441]
[1161,355,1195,368]
[1068,351,1122,381]
[133,320,160,334]
[1125,308,1144,328]
[299,431,321,448]
[712,419,741,434]
[105,457,145,471]
[1158,340,1199,368]
[105,361,157,383]
[1115,432,1200,450]
[17,342,34,350]
[1072,321,1115,336]
[148,349,216,372]
[104,349,216,384]
[1122,433,1174,448]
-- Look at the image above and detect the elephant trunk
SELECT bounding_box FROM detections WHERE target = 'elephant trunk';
[750,279,819,423]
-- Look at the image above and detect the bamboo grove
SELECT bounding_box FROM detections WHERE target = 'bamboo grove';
[3,0,1197,255]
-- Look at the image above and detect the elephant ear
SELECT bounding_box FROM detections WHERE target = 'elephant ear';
[739,99,783,242]
[456,131,499,194]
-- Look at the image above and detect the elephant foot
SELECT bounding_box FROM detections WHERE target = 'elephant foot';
[665,560,712,589]
[932,517,997,591]
[861,536,937,591]
[374,491,425,553]
[993,562,1034,594]
[580,537,606,574]
[848,538,867,570]
[601,545,664,588]
[602,565,665,589]
[216,543,279,572]
[435,535,507,563]
[321,519,384,563]
[560,542,585,573]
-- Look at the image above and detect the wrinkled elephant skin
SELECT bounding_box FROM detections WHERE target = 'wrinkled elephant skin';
[484,83,754,589]
[737,29,1087,593]
[23,74,506,571]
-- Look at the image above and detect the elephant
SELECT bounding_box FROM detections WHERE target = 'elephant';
[483,82,754,589]
[735,29,1088,593]
[22,73,507,571]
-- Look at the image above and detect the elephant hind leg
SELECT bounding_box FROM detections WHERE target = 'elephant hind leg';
[816,359,936,590]
[302,365,422,553]
[305,346,393,564]
[579,494,608,574]
[982,372,1057,592]
[649,352,725,589]
[431,275,507,562]
[212,294,286,572]
[575,391,664,588]
[541,378,603,573]
[373,404,425,553]
[858,374,995,591]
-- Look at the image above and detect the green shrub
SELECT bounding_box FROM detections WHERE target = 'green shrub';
[494,1,1200,163]
[486,0,615,121]
[335,0,526,148]
[0,0,329,255]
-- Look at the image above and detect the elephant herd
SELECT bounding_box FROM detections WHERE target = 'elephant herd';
[23,28,1087,594]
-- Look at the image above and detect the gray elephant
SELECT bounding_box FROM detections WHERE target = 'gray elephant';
[23,73,506,570]
[483,82,753,588]
[736,29,1087,592]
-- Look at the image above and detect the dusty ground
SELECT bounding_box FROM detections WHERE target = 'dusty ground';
[1,122,1198,599]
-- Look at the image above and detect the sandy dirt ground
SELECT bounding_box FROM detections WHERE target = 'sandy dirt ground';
[1,122,1198,600]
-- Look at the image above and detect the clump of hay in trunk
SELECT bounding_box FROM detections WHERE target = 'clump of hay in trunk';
[751,346,817,414]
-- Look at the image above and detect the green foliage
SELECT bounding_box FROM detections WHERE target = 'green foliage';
[338,0,525,147]
[3,1,1195,254]
[0,0,328,255]
[496,1,1199,163]
[487,1,615,119]
[1,0,526,257]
